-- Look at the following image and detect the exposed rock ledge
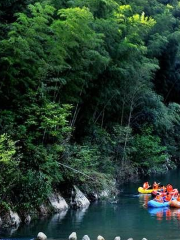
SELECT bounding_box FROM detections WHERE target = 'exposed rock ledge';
[48,192,69,212]
[0,187,91,229]
[9,211,21,226]
[71,185,90,209]
[0,211,21,228]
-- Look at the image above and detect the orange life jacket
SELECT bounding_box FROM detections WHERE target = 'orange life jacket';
[165,195,171,202]
[167,184,173,193]
[177,195,180,202]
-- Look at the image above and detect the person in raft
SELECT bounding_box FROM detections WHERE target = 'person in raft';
[153,181,159,190]
[162,185,166,192]
[143,182,151,190]
[164,192,172,202]
[166,184,173,193]
[176,194,180,202]
[154,194,164,203]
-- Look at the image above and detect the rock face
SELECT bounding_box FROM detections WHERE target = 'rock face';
[37,232,47,240]
[24,214,31,224]
[99,179,119,200]
[71,186,90,209]
[0,211,21,228]
[9,211,21,227]
[99,190,110,198]
[39,204,49,215]
[88,192,98,202]
[49,192,68,212]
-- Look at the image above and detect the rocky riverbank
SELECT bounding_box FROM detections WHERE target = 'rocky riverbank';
[0,185,117,230]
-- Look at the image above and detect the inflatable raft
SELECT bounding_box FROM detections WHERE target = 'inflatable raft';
[148,200,170,208]
[170,200,180,208]
[138,187,154,194]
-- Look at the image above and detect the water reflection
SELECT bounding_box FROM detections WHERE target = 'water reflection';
[146,202,180,221]
[138,194,151,207]
[49,210,68,224]
[0,226,19,238]
[70,205,89,224]
[0,223,22,237]
[148,207,168,220]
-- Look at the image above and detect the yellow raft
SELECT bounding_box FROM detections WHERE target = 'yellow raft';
[138,187,154,194]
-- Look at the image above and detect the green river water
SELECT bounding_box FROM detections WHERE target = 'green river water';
[1,168,180,240]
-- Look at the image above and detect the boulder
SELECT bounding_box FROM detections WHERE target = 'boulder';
[114,237,121,240]
[82,235,90,240]
[0,211,21,228]
[49,193,68,212]
[69,232,77,240]
[37,232,47,240]
[24,215,31,224]
[71,186,90,209]
[97,236,105,240]
[9,211,21,227]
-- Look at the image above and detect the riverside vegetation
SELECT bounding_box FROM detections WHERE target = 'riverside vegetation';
[1,0,180,216]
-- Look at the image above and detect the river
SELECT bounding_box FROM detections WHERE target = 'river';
[1,168,180,240]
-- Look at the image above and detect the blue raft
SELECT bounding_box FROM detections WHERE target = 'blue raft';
[148,200,170,208]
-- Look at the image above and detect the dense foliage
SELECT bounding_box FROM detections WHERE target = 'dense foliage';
[1,0,180,209]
